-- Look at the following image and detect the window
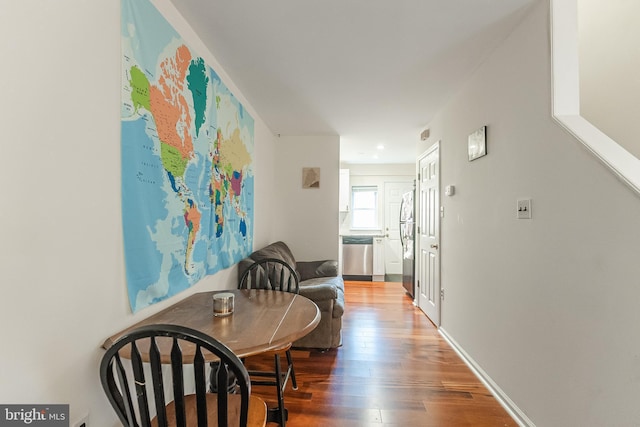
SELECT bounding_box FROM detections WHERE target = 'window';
[351,186,378,229]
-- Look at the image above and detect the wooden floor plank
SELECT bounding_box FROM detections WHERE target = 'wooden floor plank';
[244,281,517,426]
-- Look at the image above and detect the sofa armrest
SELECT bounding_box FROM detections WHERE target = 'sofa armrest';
[299,283,338,302]
[297,260,338,281]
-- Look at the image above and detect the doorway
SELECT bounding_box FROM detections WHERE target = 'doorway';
[417,143,441,325]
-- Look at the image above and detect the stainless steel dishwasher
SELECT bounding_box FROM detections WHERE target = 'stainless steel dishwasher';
[342,236,373,279]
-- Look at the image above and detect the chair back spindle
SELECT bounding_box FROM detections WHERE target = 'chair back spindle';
[238,258,299,294]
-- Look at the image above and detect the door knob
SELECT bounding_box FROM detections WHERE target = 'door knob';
[430,244,439,249]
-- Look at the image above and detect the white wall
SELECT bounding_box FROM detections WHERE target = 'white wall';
[0,1,276,425]
[419,1,640,425]
[272,135,340,261]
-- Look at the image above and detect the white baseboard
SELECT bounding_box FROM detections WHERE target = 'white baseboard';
[438,327,535,427]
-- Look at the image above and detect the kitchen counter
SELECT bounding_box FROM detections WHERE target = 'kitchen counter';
[340,233,385,238]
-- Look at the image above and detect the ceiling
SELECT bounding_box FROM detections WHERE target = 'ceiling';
[169,0,537,164]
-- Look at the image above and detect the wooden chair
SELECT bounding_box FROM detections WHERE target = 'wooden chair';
[100,324,267,427]
[238,258,299,426]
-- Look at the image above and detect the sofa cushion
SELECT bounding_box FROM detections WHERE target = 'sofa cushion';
[296,260,338,281]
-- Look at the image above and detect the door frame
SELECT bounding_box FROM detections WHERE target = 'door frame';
[416,142,441,326]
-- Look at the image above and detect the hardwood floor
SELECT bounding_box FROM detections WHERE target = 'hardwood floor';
[244,281,518,426]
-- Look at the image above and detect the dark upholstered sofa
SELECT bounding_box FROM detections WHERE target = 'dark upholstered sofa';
[238,241,345,349]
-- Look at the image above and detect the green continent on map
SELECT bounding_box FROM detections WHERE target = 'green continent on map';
[129,66,151,112]
[187,58,209,138]
[160,142,188,178]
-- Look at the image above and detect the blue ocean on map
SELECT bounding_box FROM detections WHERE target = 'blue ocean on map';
[121,119,165,305]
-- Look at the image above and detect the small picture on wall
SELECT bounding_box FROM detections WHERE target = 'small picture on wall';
[302,167,320,188]
[468,125,487,161]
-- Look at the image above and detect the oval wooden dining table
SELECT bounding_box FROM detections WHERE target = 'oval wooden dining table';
[102,289,321,362]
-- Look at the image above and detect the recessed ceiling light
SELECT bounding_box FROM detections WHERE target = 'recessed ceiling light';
[377,144,385,150]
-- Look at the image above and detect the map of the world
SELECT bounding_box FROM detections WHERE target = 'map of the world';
[121,0,254,312]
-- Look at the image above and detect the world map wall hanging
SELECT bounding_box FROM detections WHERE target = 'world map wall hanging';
[121,0,254,312]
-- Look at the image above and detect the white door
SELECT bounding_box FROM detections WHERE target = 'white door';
[417,144,440,325]
[384,182,415,277]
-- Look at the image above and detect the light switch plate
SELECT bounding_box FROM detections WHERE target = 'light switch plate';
[517,199,532,219]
